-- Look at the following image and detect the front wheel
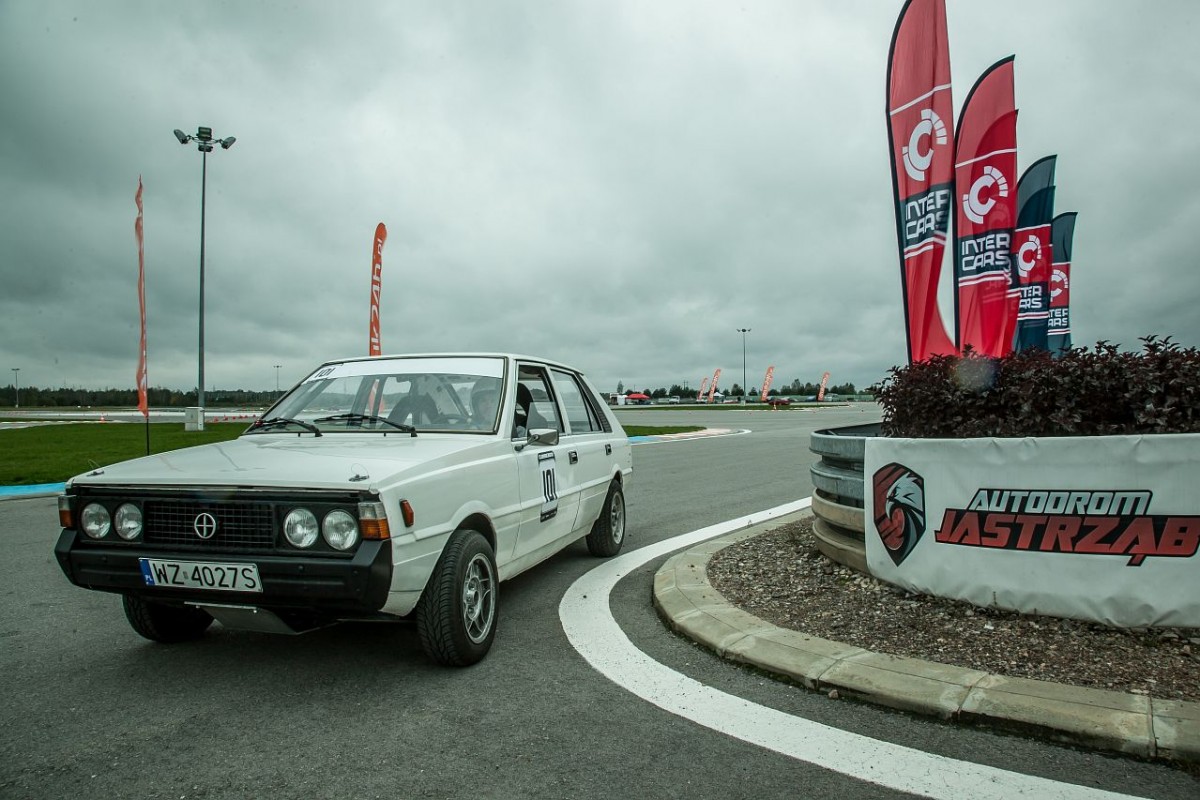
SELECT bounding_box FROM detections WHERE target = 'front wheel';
[416,529,498,666]
[586,480,626,557]
[123,595,213,643]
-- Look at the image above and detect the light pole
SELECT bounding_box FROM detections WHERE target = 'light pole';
[736,328,751,404]
[274,364,282,393]
[174,126,236,419]
[10,368,18,409]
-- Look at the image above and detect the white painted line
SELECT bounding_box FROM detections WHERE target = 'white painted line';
[558,499,1147,800]
[628,429,751,446]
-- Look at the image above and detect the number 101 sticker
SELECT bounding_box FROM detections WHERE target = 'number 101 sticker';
[539,451,559,522]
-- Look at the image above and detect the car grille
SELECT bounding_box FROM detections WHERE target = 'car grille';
[143,500,275,551]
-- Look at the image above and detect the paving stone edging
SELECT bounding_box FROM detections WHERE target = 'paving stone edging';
[651,511,1200,765]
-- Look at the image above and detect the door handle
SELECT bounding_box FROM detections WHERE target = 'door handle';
[569,450,579,464]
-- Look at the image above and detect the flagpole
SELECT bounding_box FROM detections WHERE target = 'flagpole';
[136,175,151,455]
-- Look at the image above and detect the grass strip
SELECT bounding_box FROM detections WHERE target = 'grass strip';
[0,422,704,485]
[0,423,248,485]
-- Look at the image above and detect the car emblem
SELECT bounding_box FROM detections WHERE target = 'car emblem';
[193,512,218,540]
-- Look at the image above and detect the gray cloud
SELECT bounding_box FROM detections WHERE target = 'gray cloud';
[2,0,1197,397]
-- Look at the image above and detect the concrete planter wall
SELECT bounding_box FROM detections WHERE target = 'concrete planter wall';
[808,423,877,573]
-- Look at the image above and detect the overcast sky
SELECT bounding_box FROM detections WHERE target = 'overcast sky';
[2,1,1197,397]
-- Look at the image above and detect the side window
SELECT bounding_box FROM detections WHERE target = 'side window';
[551,370,602,434]
[512,365,562,438]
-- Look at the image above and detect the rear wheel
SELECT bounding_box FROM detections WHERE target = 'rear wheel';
[586,480,626,557]
[416,529,498,666]
[122,595,213,643]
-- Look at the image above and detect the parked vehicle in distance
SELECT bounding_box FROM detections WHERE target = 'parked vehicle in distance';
[667,396,681,404]
[54,354,632,666]
[766,397,792,406]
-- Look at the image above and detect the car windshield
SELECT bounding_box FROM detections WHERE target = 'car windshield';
[251,356,506,434]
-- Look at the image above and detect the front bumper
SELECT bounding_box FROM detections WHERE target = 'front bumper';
[55,530,393,618]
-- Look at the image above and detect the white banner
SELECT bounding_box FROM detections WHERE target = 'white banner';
[863,434,1200,627]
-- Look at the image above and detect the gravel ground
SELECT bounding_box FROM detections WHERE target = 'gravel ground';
[706,519,1200,703]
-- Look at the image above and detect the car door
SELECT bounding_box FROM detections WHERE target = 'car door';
[512,363,581,561]
[549,367,615,532]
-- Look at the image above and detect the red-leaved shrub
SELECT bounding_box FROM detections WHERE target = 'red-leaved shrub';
[872,337,1200,438]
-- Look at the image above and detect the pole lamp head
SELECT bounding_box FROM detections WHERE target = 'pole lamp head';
[219,136,236,150]
[173,129,190,145]
[196,126,213,142]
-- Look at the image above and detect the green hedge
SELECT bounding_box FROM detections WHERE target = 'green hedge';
[872,337,1200,438]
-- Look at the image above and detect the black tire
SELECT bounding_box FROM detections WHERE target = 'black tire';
[416,529,498,666]
[586,480,626,557]
[122,595,213,643]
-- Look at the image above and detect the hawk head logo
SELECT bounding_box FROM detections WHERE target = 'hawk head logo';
[872,463,926,566]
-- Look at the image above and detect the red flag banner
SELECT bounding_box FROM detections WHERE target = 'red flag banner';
[1047,212,1078,355]
[368,222,387,356]
[953,56,1018,357]
[759,366,775,402]
[1011,216,1051,348]
[697,377,709,402]
[1011,156,1057,352]
[886,0,958,362]
[135,176,148,418]
[817,371,831,402]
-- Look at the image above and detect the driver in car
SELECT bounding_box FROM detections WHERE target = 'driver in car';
[470,381,501,430]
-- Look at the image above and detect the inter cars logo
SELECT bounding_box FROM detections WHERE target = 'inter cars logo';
[962,165,1009,224]
[1016,234,1041,278]
[872,463,927,566]
[1051,267,1069,299]
[902,109,948,182]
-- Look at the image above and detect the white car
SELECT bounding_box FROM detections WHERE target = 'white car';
[54,354,632,666]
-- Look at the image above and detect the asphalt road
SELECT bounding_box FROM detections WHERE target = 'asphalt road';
[1,406,1195,799]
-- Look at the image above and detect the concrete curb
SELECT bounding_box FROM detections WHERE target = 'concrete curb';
[652,511,1200,766]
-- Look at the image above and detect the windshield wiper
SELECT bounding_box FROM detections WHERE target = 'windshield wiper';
[251,417,323,436]
[313,413,417,437]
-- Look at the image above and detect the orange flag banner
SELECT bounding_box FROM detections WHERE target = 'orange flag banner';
[759,366,775,402]
[368,223,388,356]
[707,369,722,404]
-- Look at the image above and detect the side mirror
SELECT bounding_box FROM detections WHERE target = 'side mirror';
[529,428,559,446]
[516,428,559,450]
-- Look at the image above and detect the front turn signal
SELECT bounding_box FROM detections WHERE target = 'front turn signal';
[358,501,391,540]
[58,495,75,529]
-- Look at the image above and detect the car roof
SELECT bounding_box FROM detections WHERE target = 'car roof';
[314,353,583,375]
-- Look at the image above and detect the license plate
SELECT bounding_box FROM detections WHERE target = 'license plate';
[139,558,262,593]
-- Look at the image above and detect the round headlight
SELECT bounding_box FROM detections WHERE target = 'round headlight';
[284,508,319,548]
[115,503,143,540]
[322,510,359,551]
[81,503,112,539]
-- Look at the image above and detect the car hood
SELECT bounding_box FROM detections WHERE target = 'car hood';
[66,433,498,492]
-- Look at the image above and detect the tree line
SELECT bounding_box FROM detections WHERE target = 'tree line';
[5,377,864,409]
[615,380,860,399]
[2,385,281,409]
